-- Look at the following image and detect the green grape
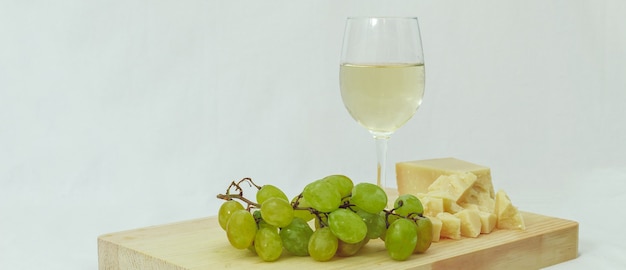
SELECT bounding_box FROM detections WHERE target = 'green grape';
[356,210,386,239]
[258,218,277,231]
[328,209,367,244]
[350,183,387,214]
[254,210,280,231]
[260,197,294,228]
[292,195,315,222]
[254,227,283,262]
[322,175,354,198]
[378,211,389,241]
[218,200,244,230]
[226,209,257,249]
[394,194,424,217]
[336,238,368,257]
[385,218,418,261]
[252,209,262,221]
[279,217,314,256]
[303,179,341,213]
[308,227,338,262]
[256,184,288,205]
[414,217,433,253]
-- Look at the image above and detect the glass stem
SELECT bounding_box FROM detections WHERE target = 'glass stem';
[374,135,390,188]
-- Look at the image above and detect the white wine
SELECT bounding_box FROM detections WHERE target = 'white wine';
[340,63,425,135]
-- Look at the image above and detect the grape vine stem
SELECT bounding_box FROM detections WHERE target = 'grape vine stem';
[215,177,264,210]
[216,193,261,209]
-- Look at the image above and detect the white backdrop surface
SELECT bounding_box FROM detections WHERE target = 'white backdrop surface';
[1,0,625,269]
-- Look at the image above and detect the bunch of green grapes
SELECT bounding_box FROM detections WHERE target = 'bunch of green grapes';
[386,194,433,259]
[216,175,433,262]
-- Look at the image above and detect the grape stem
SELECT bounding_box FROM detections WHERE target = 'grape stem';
[382,202,425,227]
[216,193,261,209]
[227,177,262,194]
[216,178,263,210]
[291,193,304,208]
[291,193,328,227]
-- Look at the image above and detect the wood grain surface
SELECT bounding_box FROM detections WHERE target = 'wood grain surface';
[98,211,578,270]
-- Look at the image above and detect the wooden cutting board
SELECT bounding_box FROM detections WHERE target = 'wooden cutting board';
[98,211,578,269]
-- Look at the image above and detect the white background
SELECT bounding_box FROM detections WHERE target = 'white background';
[1,0,625,269]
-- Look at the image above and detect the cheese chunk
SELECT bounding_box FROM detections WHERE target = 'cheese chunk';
[462,203,497,234]
[444,199,464,214]
[396,157,494,198]
[416,194,444,217]
[459,185,496,213]
[436,212,461,240]
[495,190,525,230]
[426,191,463,214]
[454,209,481,238]
[478,211,497,233]
[427,216,443,242]
[428,173,477,202]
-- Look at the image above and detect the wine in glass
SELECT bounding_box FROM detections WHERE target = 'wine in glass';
[339,17,425,188]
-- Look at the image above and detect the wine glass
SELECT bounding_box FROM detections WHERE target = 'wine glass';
[339,17,425,188]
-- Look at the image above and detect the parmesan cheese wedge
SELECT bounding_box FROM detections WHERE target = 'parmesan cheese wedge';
[396,157,493,197]
[396,157,525,241]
